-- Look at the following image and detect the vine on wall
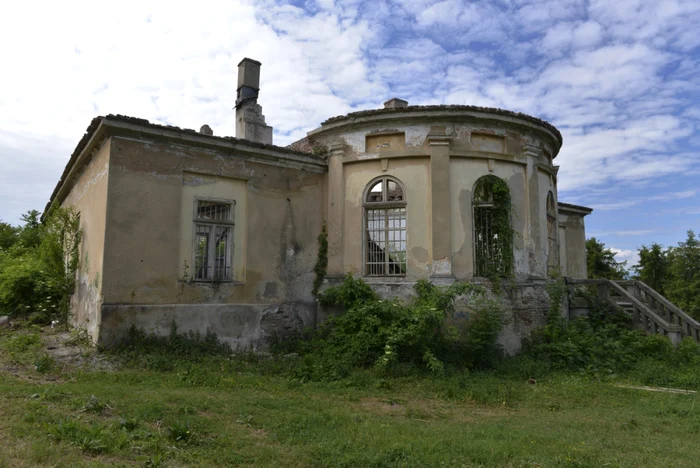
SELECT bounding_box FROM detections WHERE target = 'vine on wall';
[474,175,515,279]
[312,222,328,298]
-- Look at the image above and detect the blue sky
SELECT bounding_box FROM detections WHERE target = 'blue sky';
[1,0,698,267]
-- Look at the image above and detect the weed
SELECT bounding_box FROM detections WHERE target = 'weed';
[80,395,110,414]
[167,421,194,443]
[34,353,55,373]
[64,327,92,348]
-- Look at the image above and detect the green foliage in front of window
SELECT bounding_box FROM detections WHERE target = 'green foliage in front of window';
[473,175,514,278]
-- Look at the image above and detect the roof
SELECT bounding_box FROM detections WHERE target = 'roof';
[44,114,327,218]
[320,104,563,145]
[558,202,593,216]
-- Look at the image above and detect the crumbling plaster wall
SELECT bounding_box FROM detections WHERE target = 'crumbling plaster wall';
[98,137,325,349]
[311,117,559,280]
[62,138,110,342]
[342,158,432,276]
[558,211,588,279]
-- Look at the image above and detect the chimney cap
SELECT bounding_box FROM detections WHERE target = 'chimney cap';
[238,57,262,67]
[199,124,213,136]
[384,98,409,109]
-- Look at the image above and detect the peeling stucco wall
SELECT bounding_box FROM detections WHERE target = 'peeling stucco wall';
[558,208,589,279]
[311,111,562,282]
[62,138,111,341]
[342,158,432,276]
[97,136,325,349]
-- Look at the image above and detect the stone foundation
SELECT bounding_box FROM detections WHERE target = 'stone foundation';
[320,277,553,355]
[99,302,317,351]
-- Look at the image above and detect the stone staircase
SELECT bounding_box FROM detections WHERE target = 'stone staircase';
[565,278,700,345]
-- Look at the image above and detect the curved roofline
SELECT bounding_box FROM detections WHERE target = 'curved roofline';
[316,104,563,149]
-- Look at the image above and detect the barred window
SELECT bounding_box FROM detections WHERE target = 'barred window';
[547,192,558,274]
[364,177,407,276]
[473,175,512,277]
[193,199,235,281]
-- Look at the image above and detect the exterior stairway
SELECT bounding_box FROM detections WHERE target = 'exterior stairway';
[565,278,700,345]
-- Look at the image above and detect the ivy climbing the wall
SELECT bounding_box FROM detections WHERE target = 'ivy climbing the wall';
[312,222,328,298]
[473,175,514,278]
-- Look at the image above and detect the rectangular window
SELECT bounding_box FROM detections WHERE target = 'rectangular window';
[193,199,235,281]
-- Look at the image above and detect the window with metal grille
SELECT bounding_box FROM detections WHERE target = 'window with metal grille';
[193,199,235,281]
[473,175,512,277]
[546,192,558,274]
[364,177,407,276]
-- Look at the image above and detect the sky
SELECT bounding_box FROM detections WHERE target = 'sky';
[1,0,699,268]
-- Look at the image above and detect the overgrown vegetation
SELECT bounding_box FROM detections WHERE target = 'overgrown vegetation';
[474,175,515,278]
[297,275,504,379]
[0,207,82,326]
[5,305,700,466]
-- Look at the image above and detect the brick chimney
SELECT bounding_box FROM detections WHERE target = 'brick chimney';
[235,58,273,144]
[384,98,408,109]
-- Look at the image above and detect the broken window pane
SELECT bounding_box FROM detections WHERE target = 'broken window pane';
[192,199,234,281]
[364,177,407,276]
[367,180,384,203]
[194,225,211,280]
[197,200,231,221]
[473,176,511,277]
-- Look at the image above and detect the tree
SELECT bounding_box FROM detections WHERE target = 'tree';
[0,207,82,325]
[586,237,627,280]
[665,230,700,320]
[0,221,18,250]
[17,209,42,249]
[633,243,669,293]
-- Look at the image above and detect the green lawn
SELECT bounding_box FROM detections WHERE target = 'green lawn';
[2,327,700,467]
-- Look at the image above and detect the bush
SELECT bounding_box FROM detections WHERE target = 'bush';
[0,206,82,325]
[517,296,700,387]
[298,275,504,378]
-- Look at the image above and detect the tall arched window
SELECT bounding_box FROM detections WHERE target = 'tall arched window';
[473,175,512,277]
[364,176,407,276]
[547,192,558,274]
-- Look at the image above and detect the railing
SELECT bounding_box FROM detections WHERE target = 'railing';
[623,280,700,342]
[565,278,690,345]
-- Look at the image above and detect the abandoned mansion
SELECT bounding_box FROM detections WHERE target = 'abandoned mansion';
[47,58,593,352]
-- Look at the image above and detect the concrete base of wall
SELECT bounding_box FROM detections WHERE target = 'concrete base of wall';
[99,302,317,351]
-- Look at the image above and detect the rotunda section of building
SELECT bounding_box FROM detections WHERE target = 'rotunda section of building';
[307,104,563,281]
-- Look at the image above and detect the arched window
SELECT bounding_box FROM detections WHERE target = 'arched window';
[473,175,512,277]
[364,176,407,276]
[547,192,558,274]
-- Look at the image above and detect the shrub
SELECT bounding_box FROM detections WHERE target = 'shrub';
[299,275,504,377]
[519,295,700,386]
[0,206,82,325]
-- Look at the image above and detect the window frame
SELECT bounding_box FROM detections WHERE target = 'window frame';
[362,176,407,277]
[191,197,236,282]
[472,175,512,277]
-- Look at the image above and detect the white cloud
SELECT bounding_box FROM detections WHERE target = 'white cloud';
[610,247,640,269]
[0,0,698,229]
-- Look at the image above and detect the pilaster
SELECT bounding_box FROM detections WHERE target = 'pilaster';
[326,143,345,276]
[428,129,453,278]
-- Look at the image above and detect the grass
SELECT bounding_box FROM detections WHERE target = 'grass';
[2,327,700,467]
